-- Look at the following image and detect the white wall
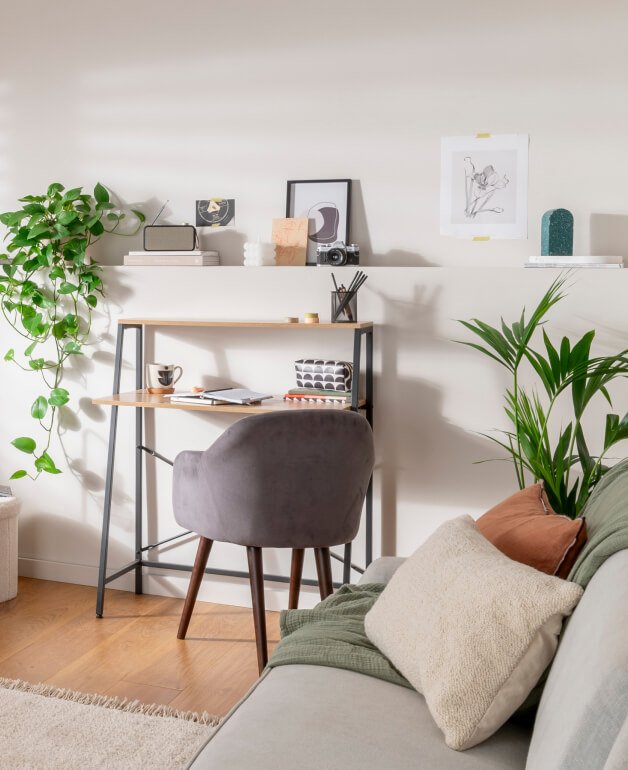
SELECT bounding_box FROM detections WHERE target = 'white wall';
[1,1,627,609]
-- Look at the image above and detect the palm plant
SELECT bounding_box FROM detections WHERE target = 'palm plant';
[458,275,628,518]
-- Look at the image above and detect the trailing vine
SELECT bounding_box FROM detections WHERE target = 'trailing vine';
[0,182,144,480]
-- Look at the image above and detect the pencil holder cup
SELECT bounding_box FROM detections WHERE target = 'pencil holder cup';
[331,291,357,323]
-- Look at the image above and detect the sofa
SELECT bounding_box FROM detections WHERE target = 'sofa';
[189,545,628,769]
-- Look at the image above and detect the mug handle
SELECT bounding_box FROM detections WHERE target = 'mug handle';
[172,366,183,385]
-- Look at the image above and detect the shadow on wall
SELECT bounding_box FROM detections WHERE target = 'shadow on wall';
[590,213,628,265]
[19,513,131,576]
[55,269,134,490]
[351,180,437,267]
[375,284,518,556]
[89,195,164,266]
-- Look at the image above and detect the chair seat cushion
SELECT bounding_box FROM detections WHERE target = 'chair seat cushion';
[189,665,531,770]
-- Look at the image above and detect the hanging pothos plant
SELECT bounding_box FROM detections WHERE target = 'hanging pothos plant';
[0,182,144,480]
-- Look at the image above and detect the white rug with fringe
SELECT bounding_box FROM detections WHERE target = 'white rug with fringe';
[0,677,220,769]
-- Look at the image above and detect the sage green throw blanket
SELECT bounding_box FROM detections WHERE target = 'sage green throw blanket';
[569,459,628,587]
[268,583,411,689]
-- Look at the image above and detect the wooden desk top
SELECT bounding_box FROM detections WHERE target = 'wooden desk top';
[92,391,365,414]
[117,318,373,330]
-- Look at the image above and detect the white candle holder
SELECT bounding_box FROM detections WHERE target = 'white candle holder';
[243,241,276,266]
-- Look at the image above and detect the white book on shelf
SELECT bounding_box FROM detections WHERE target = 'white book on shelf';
[124,253,220,266]
[524,262,622,269]
[528,255,623,265]
[128,250,218,256]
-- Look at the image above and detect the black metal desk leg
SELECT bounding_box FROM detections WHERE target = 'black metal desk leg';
[365,328,374,566]
[365,329,373,427]
[96,325,125,617]
[351,329,362,411]
[135,325,143,594]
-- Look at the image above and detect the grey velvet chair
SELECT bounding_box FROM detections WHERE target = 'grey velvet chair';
[172,409,374,673]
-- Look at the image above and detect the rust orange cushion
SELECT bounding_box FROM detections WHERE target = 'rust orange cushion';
[476,484,587,579]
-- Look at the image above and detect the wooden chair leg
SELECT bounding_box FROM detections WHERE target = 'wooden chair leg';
[343,542,352,585]
[177,536,213,640]
[247,546,268,675]
[314,547,334,600]
[289,548,305,609]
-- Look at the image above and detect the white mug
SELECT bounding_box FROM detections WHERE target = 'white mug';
[146,363,183,390]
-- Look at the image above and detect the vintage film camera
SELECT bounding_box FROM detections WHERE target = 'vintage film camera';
[316,241,360,267]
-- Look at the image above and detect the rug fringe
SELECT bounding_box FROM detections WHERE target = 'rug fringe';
[0,676,221,726]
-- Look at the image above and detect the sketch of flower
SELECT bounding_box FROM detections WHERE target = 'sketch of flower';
[463,156,509,218]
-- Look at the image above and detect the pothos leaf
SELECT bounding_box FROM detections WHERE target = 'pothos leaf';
[11,436,36,454]
[35,451,61,474]
[31,396,48,419]
[94,182,109,204]
[49,387,70,407]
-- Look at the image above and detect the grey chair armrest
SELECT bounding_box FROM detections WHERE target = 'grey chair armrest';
[359,557,405,585]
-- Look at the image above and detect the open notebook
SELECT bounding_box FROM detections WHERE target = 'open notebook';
[167,388,273,406]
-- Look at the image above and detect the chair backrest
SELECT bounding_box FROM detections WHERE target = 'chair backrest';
[173,410,374,548]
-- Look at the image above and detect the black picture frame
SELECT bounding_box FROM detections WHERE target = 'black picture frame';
[286,179,352,265]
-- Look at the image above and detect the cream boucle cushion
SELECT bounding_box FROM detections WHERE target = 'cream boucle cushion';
[365,515,583,751]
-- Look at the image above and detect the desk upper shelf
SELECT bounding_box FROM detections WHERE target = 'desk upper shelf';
[92,391,366,414]
[117,319,373,330]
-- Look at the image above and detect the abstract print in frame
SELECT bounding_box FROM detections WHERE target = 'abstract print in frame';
[286,179,351,264]
[440,134,528,239]
[196,198,235,228]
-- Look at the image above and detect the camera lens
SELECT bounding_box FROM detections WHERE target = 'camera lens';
[327,248,347,266]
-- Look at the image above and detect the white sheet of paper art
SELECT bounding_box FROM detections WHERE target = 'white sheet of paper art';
[440,134,529,240]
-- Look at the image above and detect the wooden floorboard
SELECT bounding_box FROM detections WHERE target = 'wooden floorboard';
[0,577,280,716]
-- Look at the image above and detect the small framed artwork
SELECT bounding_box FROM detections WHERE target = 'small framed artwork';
[196,198,235,228]
[286,179,352,264]
[440,134,529,239]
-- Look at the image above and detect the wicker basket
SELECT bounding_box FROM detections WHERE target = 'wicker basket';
[0,496,20,602]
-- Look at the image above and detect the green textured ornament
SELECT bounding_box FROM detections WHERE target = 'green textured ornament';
[541,209,574,256]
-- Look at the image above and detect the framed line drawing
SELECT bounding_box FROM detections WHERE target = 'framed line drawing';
[286,179,352,264]
[440,134,529,239]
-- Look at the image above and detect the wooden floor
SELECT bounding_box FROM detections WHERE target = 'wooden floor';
[0,577,280,716]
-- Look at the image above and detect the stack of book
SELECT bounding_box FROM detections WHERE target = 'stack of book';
[283,387,351,404]
[124,250,220,266]
[525,255,623,269]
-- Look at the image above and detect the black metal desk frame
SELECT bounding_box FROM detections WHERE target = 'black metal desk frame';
[96,321,374,617]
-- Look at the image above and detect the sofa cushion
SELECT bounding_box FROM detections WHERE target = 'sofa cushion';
[526,549,628,769]
[359,556,405,584]
[364,516,583,750]
[568,458,628,587]
[189,665,531,770]
[476,483,586,578]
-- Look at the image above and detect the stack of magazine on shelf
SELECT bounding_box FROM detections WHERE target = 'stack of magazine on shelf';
[524,255,623,269]
[124,250,220,266]
[283,388,351,404]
